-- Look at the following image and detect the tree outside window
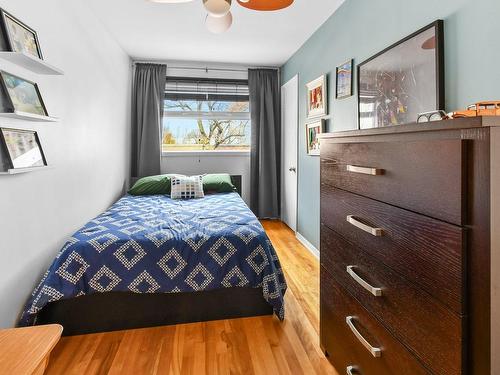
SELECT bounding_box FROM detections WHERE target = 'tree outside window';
[163,99,250,152]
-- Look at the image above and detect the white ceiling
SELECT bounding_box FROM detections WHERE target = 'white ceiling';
[86,0,345,66]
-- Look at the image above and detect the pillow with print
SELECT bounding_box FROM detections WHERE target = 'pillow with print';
[171,175,205,199]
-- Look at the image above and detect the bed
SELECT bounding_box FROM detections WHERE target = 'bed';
[19,188,287,336]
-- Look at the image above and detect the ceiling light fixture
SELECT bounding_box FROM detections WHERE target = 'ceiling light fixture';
[203,0,232,17]
[237,0,293,11]
[148,0,293,33]
[206,11,233,33]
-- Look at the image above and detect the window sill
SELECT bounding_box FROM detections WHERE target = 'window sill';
[162,150,251,157]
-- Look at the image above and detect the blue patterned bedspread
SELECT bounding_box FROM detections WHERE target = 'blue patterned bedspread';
[20,192,287,326]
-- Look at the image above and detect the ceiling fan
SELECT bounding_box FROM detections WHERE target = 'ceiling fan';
[148,0,294,33]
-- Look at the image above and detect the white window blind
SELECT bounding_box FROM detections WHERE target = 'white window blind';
[165,77,249,102]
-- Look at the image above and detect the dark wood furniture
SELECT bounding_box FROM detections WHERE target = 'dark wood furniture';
[319,117,500,375]
[37,287,272,336]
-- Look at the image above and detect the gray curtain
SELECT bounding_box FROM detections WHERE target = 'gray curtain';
[248,69,281,218]
[131,63,166,178]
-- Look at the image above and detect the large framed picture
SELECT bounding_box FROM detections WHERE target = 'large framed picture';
[306,75,327,118]
[0,128,47,169]
[357,20,444,129]
[0,9,43,59]
[336,59,353,99]
[306,119,324,156]
[0,71,48,116]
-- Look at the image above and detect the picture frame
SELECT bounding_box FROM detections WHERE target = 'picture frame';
[335,59,353,99]
[0,128,47,169]
[306,75,327,118]
[306,119,324,156]
[0,9,43,59]
[0,71,49,116]
[357,20,444,129]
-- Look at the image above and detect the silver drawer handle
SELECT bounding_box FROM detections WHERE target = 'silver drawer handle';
[346,316,382,358]
[347,164,384,175]
[346,215,384,236]
[347,266,383,297]
[346,366,359,375]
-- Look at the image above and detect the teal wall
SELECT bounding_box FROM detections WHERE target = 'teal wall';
[282,0,500,249]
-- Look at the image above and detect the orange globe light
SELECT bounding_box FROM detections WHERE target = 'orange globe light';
[237,0,293,11]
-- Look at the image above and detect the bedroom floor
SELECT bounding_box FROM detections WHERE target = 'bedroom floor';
[44,220,336,375]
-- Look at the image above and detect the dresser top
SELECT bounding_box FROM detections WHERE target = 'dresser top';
[319,116,500,139]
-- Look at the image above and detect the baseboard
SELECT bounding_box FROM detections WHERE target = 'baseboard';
[295,232,320,259]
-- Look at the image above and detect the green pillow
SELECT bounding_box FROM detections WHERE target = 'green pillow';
[202,174,236,193]
[128,174,178,196]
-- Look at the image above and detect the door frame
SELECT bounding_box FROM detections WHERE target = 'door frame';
[281,74,299,232]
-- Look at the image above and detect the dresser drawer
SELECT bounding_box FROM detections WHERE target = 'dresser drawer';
[320,267,430,375]
[321,187,465,314]
[321,225,464,375]
[320,139,466,225]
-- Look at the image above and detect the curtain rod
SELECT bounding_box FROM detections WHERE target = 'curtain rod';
[132,61,279,73]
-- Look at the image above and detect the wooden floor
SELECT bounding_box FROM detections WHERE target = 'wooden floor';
[45,220,337,375]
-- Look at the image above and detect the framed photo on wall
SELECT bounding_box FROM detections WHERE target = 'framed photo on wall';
[0,9,43,59]
[0,71,48,116]
[306,119,324,156]
[306,75,327,118]
[336,59,353,99]
[0,128,47,169]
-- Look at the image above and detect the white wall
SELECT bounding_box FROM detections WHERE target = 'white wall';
[162,153,251,204]
[0,0,131,327]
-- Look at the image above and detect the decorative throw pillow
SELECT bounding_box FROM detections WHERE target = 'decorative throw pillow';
[128,174,181,196]
[202,173,236,193]
[171,175,205,199]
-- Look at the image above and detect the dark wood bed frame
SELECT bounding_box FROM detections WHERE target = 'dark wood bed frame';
[37,287,272,336]
[35,175,274,336]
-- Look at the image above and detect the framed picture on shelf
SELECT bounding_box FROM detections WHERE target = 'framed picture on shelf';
[0,9,43,59]
[0,71,48,116]
[336,59,353,99]
[0,128,47,169]
[357,20,444,129]
[306,75,327,118]
[306,119,324,156]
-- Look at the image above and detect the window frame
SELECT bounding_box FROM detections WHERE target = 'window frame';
[162,77,251,155]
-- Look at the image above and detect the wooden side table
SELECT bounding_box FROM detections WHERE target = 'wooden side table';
[0,324,63,375]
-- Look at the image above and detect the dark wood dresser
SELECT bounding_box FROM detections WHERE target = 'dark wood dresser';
[319,117,500,375]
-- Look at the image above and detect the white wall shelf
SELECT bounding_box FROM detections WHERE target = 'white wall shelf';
[0,166,52,175]
[0,111,59,122]
[0,52,64,75]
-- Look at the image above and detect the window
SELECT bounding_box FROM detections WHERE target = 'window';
[163,77,250,152]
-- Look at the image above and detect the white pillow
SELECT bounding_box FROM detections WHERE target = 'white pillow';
[171,175,204,199]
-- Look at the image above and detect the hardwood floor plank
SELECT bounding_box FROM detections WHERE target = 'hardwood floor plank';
[203,322,219,375]
[244,317,282,375]
[107,327,163,375]
[154,325,177,375]
[224,317,256,375]
[44,220,337,375]
[49,333,104,374]
[87,331,125,375]
[261,318,294,375]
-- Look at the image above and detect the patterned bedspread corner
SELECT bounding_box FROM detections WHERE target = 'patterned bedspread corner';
[20,192,287,326]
